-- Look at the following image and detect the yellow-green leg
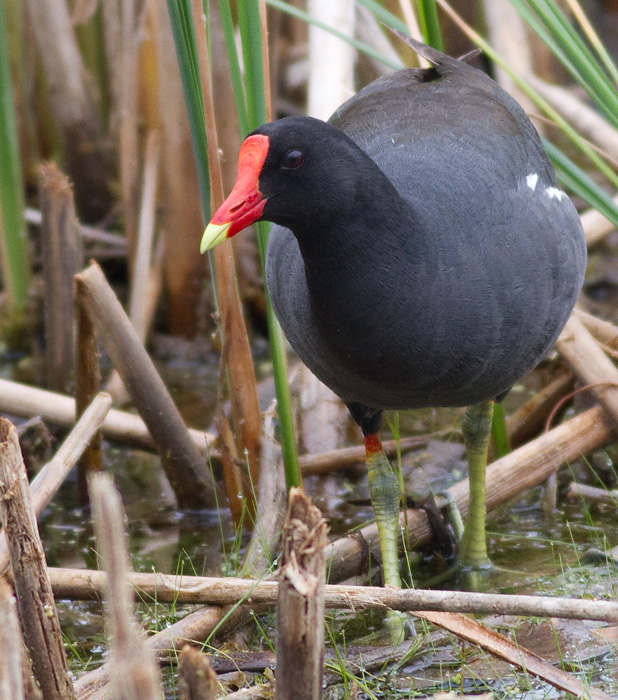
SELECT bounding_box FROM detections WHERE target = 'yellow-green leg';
[459,400,494,568]
[365,433,402,588]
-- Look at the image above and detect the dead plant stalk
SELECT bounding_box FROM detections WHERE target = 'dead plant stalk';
[47,566,618,622]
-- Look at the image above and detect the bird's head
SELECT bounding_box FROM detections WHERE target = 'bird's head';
[200,116,364,252]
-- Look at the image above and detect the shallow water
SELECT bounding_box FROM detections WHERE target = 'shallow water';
[34,423,618,697]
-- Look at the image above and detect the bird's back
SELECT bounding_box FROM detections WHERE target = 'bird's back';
[266,49,586,410]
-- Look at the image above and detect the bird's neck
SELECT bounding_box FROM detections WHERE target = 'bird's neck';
[295,170,412,264]
[294,183,424,335]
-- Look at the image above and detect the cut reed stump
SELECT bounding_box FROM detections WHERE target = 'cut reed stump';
[178,646,218,700]
[74,262,217,508]
[0,418,76,700]
[39,162,84,394]
[276,488,328,700]
[0,393,112,574]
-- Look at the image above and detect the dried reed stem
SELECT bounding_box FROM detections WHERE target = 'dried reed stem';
[0,418,75,700]
[0,393,112,573]
[89,473,163,700]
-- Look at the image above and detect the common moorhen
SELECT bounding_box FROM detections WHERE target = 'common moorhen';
[201,39,587,588]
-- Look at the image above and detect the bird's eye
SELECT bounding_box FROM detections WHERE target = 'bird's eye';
[282,150,305,170]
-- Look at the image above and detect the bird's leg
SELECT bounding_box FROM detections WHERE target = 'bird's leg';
[365,432,402,588]
[458,399,494,568]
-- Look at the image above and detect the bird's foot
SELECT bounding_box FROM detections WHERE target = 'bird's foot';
[435,490,493,591]
[385,609,416,642]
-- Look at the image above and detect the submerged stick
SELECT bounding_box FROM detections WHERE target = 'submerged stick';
[565,481,618,506]
[178,647,218,700]
[47,566,618,622]
[0,393,112,573]
[0,418,76,700]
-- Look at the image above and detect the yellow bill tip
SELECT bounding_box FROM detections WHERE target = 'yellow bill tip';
[200,222,231,253]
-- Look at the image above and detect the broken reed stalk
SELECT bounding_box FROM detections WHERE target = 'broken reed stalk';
[74,262,217,508]
[566,481,618,506]
[89,473,163,700]
[242,403,287,577]
[505,369,574,448]
[38,162,83,393]
[415,608,614,700]
[178,647,218,700]
[0,578,26,700]
[0,377,215,454]
[213,412,249,526]
[576,307,618,354]
[47,566,618,621]
[557,315,618,427]
[75,279,102,504]
[276,488,328,700]
[0,392,112,573]
[106,128,162,406]
[0,418,76,700]
[128,129,161,341]
[191,0,262,506]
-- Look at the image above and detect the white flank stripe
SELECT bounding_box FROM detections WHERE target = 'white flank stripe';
[546,186,566,201]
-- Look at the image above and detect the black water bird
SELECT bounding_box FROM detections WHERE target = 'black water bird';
[201,39,586,588]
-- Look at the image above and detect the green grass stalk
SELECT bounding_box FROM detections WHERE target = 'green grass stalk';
[0,0,29,312]
[165,0,210,210]
[508,0,618,130]
[216,0,249,134]
[417,0,443,50]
